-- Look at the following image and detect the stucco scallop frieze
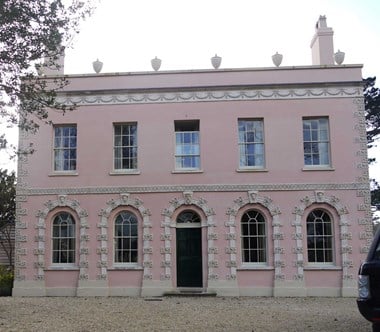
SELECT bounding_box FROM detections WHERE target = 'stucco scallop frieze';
[58,87,362,107]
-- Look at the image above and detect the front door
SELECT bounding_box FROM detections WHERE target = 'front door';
[176,227,202,287]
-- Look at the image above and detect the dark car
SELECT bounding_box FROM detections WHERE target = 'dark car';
[357,226,380,332]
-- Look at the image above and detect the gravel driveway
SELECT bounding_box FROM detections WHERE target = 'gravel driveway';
[0,296,371,331]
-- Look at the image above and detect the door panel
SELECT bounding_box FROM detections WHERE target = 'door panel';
[176,228,202,287]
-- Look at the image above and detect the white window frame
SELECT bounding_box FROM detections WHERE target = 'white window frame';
[53,125,77,172]
[114,211,139,267]
[306,209,335,265]
[51,212,76,266]
[113,123,138,173]
[174,120,200,171]
[241,209,267,265]
[238,119,265,170]
[303,117,331,168]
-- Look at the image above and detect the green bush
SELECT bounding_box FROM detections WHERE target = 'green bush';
[0,265,14,288]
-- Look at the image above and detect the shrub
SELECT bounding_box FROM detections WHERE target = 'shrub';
[0,265,14,289]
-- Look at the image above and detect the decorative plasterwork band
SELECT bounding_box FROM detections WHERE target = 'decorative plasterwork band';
[160,191,216,282]
[225,191,282,281]
[58,86,362,106]
[34,195,89,281]
[97,193,152,281]
[292,191,350,281]
[22,182,367,196]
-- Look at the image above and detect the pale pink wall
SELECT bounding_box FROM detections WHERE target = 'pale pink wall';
[16,66,368,296]
[62,66,362,92]
[22,188,366,290]
[26,97,360,188]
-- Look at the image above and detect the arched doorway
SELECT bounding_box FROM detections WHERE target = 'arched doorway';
[176,210,203,287]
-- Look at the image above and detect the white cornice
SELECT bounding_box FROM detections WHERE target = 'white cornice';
[57,86,362,106]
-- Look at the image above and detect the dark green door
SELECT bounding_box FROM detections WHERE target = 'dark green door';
[176,228,202,287]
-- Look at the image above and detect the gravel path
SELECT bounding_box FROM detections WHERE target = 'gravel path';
[0,296,371,331]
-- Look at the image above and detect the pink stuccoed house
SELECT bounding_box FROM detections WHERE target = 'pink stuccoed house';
[13,16,371,297]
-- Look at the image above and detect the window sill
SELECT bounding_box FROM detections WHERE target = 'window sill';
[172,169,203,174]
[109,170,141,175]
[108,266,143,271]
[302,167,335,171]
[236,168,268,173]
[304,265,341,271]
[46,266,79,271]
[238,265,274,271]
[49,172,78,177]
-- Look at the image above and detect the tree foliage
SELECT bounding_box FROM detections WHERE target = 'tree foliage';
[0,169,16,267]
[364,77,380,155]
[364,77,380,214]
[0,0,95,154]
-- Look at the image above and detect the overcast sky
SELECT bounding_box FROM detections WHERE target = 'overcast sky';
[1,0,380,176]
[65,0,380,79]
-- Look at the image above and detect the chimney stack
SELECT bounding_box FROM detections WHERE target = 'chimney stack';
[310,15,334,65]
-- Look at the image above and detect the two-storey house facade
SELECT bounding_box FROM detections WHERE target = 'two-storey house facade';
[13,17,371,297]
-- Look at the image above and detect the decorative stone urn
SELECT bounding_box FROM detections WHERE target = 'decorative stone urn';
[334,50,345,65]
[272,52,283,67]
[92,59,103,73]
[151,56,161,71]
[211,54,222,69]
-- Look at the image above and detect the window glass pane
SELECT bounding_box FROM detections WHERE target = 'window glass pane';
[53,126,77,171]
[238,119,264,168]
[52,213,75,264]
[114,124,138,170]
[306,209,333,263]
[114,212,138,263]
[303,118,330,167]
[241,210,267,263]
